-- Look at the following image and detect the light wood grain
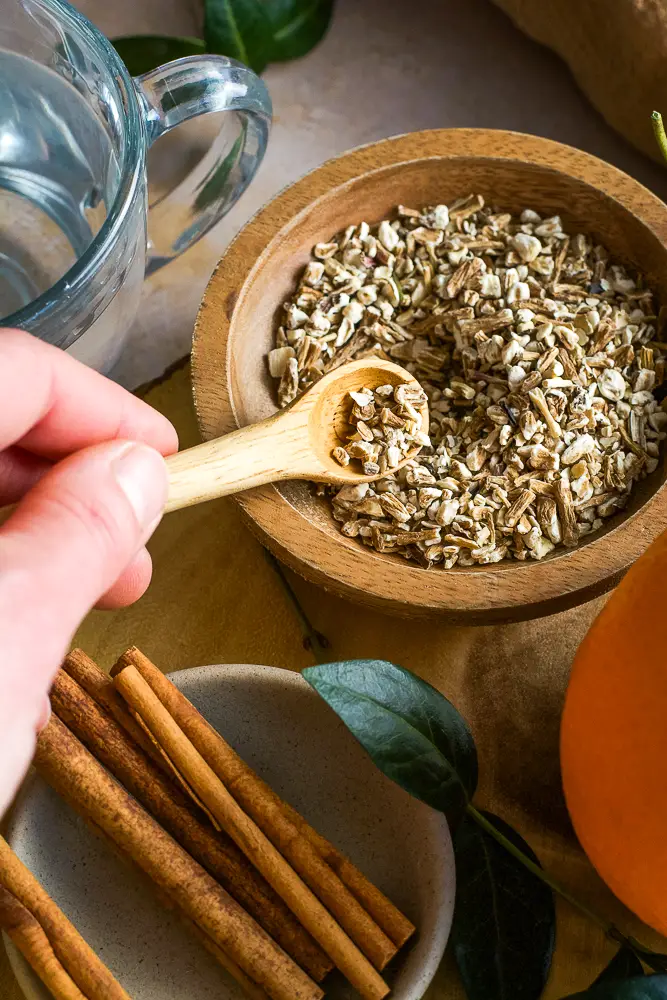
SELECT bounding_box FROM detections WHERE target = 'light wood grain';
[165,359,426,512]
[191,127,667,623]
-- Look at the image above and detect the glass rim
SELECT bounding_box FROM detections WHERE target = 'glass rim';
[2,0,144,331]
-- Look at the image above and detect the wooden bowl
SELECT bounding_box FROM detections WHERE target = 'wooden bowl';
[192,128,667,623]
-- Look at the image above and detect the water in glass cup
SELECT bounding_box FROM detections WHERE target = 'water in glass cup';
[1,0,270,372]
[0,52,121,320]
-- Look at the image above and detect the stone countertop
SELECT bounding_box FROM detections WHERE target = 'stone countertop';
[77,0,667,388]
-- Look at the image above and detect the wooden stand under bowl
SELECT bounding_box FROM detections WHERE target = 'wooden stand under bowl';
[191,128,667,623]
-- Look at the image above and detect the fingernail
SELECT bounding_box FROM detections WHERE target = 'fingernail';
[112,444,168,530]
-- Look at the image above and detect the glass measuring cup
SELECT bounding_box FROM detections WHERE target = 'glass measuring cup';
[0,0,271,371]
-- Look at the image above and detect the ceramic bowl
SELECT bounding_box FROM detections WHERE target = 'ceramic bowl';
[191,128,667,623]
[4,663,454,1000]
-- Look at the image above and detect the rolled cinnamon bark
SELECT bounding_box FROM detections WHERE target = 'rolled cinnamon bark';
[50,667,330,982]
[185,913,270,1000]
[283,819,415,949]
[63,650,157,761]
[113,647,414,950]
[0,883,88,1000]
[62,650,222,831]
[0,836,130,1000]
[34,716,322,1000]
[114,665,390,1000]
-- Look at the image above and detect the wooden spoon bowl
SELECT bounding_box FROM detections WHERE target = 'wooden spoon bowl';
[303,358,429,485]
[192,128,667,623]
[165,358,428,511]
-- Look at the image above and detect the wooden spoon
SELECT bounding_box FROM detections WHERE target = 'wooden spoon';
[165,358,428,513]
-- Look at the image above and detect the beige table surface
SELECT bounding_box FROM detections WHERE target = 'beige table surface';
[5,1,667,997]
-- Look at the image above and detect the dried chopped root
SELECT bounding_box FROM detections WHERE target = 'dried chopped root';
[267,198,666,567]
[332,384,429,476]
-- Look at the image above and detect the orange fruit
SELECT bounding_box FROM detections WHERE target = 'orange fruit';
[561,528,667,934]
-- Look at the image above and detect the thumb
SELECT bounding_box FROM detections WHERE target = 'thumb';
[1,439,168,670]
[0,440,167,813]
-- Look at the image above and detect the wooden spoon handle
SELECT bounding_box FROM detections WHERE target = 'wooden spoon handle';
[164,410,312,513]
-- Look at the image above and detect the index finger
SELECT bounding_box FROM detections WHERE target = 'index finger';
[0,329,178,458]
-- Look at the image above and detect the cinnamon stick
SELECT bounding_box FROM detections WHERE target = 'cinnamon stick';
[59,817,269,1000]
[110,657,397,971]
[0,883,88,1000]
[282,817,415,949]
[63,649,158,761]
[34,716,322,1000]
[114,665,390,1000]
[0,835,130,1000]
[63,650,223,833]
[50,667,330,982]
[114,647,414,949]
[186,914,270,1000]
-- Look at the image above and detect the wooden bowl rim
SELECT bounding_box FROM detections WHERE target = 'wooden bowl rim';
[192,128,667,619]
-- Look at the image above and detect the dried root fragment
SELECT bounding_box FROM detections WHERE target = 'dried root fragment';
[267,196,666,567]
[332,383,429,476]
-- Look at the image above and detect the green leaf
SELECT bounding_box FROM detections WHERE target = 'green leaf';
[451,811,555,1000]
[204,0,273,74]
[564,975,667,998]
[303,660,478,822]
[204,0,335,74]
[264,0,335,62]
[593,948,645,985]
[112,35,206,76]
[193,130,245,214]
[114,2,336,77]
[631,950,667,974]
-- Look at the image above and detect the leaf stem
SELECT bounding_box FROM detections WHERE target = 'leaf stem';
[652,111,667,164]
[467,805,667,963]
[466,804,614,935]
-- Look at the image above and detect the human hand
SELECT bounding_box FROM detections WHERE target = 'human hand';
[0,330,178,816]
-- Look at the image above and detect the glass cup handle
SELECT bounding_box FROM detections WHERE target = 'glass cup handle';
[132,55,272,273]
